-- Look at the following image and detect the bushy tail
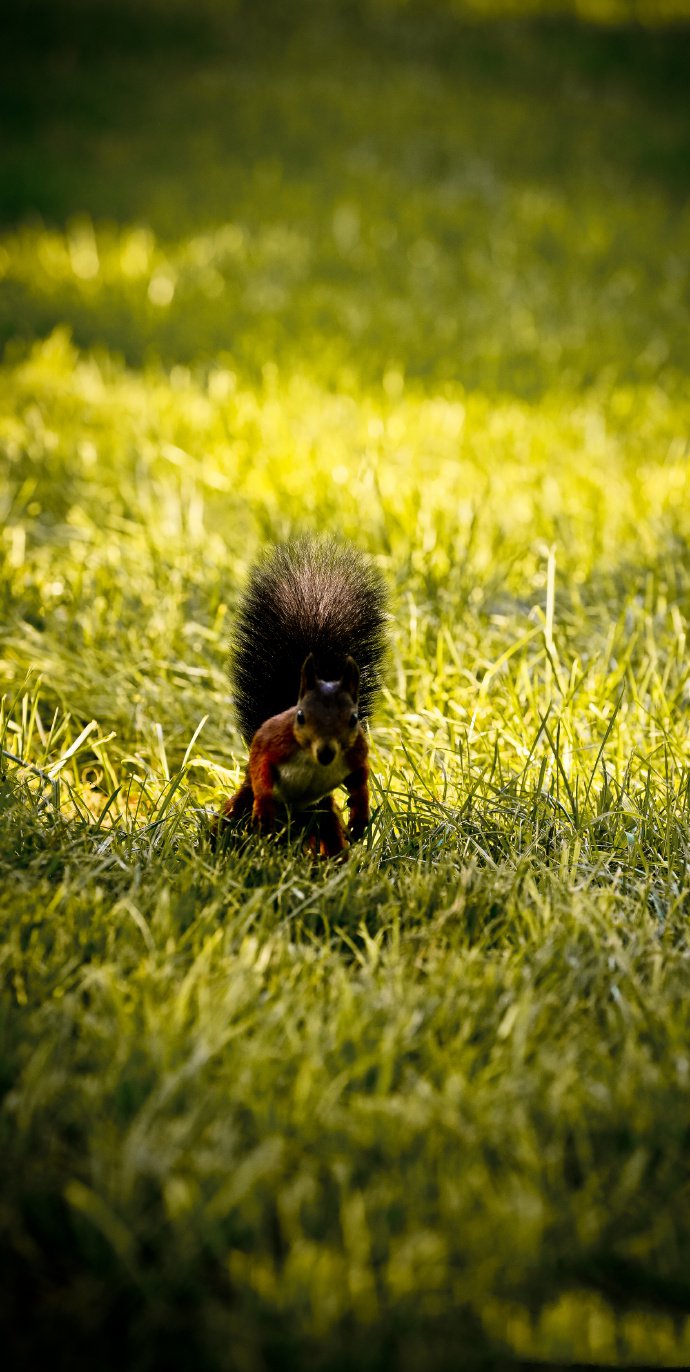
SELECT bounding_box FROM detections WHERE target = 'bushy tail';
[229,537,388,744]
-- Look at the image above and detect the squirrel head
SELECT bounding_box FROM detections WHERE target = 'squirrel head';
[293,654,361,766]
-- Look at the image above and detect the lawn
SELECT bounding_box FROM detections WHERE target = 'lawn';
[3,1,690,1367]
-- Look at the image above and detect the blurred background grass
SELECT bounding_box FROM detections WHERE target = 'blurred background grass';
[1,0,689,390]
[3,2,690,1369]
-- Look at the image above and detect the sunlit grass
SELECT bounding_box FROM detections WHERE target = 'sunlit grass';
[3,2,690,1368]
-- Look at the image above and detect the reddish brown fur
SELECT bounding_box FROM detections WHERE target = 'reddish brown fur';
[218,657,370,858]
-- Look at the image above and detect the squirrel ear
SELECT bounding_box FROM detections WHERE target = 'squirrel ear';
[341,655,360,701]
[299,653,318,696]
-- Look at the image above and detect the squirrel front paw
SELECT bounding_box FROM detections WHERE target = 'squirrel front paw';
[348,811,369,843]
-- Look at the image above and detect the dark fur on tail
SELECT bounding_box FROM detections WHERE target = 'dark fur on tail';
[230,538,388,744]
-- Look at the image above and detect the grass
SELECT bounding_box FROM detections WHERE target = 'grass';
[3,1,690,1366]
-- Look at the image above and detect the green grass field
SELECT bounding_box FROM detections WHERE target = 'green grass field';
[3,1,690,1366]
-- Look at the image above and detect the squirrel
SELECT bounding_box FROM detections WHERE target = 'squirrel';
[217,537,388,857]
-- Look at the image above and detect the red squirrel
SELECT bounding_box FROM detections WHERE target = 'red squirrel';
[217,538,387,858]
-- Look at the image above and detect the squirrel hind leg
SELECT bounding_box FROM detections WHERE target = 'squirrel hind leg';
[225,779,254,820]
[215,778,254,837]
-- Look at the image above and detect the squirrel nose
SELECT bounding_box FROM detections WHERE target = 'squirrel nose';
[317,744,335,766]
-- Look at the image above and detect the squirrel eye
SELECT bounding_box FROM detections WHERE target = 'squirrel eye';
[350,711,358,726]
[296,708,305,726]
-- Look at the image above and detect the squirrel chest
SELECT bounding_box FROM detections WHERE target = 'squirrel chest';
[274,751,349,809]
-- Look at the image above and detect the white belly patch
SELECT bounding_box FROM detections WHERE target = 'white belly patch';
[275,751,348,809]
